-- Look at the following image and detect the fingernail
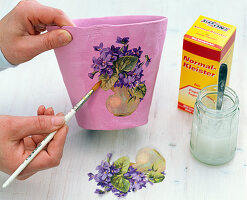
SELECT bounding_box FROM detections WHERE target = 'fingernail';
[51,116,65,126]
[58,30,72,46]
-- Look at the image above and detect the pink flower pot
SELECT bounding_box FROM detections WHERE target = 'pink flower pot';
[48,16,167,130]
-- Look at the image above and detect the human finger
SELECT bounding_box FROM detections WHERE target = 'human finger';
[44,107,55,116]
[17,172,36,180]
[23,137,37,151]
[32,110,58,144]
[21,29,72,56]
[9,115,65,139]
[47,125,69,160]
[18,125,68,175]
[17,0,74,27]
[37,105,46,115]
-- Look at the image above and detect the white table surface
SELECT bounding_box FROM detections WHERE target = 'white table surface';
[0,0,247,199]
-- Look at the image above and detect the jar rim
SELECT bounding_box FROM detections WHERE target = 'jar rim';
[196,85,239,116]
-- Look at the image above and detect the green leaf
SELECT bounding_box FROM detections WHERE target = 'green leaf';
[115,56,138,72]
[99,73,118,91]
[147,171,165,183]
[152,163,158,172]
[133,83,147,99]
[113,156,130,174]
[111,176,130,193]
[127,95,136,104]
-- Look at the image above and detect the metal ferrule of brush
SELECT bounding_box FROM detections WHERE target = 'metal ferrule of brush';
[73,90,94,112]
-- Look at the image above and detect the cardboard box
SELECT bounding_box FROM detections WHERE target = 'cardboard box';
[178,16,236,113]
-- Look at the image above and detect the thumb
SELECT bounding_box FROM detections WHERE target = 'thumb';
[28,29,72,54]
[11,115,65,139]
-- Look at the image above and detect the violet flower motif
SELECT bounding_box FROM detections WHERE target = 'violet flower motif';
[120,45,127,53]
[116,36,129,45]
[96,160,110,171]
[131,181,142,191]
[91,56,102,71]
[110,165,121,174]
[161,171,166,175]
[88,72,95,79]
[116,192,128,197]
[125,49,134,56]
[123,166,148,192]
[101,46,118,62]
[107,153,112,162]
[114,73,125,88]
[91,160,113,189]
[123,75,135,88]
[130,175,147,191]
[145,55,151,67]
[132,173,143,182]
[110,54,118,62]
[87,154,156,198]
[132,66,143,81]
[120,45,133,56]
[93,42,103,51]
[88,173,95,181]
[95,189,105,194]
[133,47,143,58]
[110,45,121,56]
[125,66,143,88]
[100,52,113,70]
[100,47,110,53]
[101,67,114,77]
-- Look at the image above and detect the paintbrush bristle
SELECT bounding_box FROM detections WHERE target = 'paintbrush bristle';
[92,81,102,92]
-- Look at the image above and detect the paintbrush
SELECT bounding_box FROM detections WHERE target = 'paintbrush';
[2,81,102,188]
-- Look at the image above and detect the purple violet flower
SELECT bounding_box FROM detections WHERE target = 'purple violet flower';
[88,173,95,181]
[100,52,113,69]
[111,45,121,55]
[100,67,114,77]
[107,153,112,162]
[89,37,151,100]
[131,181,142,191]
[120,45,134,56]
[95,161,113,181]
[145,55,151,67]
[93,42,103,51]
[116,192,128,197]
[95,189,105,194]
[131,66,143,81]
[125,50,134,56]
[100,47,111,54]
[111,166,120,174]
[88,72,95,79]
[88,154,163,198]
[133,46,143,58]
[106,67,113,77]
[128,168,147,191]
[91,56,102,71]
[114,73,125,88]
[116,36,129,45]
[110,54,118,62]
[161,171,166,175]
[123,76,135,88]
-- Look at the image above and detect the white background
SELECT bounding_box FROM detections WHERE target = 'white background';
[0,0,247,199]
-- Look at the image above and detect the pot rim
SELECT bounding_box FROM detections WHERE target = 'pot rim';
[65,15,167,29]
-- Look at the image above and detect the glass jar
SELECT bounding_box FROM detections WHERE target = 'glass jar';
[190,85,240,165]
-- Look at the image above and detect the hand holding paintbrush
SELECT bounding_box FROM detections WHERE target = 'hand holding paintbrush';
[2,81,101,188]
